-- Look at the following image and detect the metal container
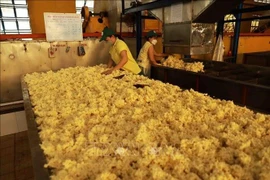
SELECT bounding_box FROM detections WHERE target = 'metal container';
[0,40,110,104]
[162,0,215,55]
[163,22,215,55]
[21,77,50,180]
[151,59,270,114]
[243,51,270,67]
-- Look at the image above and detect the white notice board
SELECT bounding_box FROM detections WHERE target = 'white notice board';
[44,12,83,42]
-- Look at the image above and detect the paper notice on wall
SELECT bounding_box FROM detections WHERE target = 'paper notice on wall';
[44,13,83,42]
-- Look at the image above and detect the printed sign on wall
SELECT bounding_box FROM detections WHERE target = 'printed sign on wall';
[44,13,83,42]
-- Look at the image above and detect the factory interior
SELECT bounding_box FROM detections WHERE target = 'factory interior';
[1,0,270,179]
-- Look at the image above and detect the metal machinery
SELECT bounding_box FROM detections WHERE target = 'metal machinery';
[81,6,109,33]
[122,0,270,114]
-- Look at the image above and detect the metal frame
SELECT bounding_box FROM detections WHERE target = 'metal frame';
[0,1,31,34]
[21,77,50,180]
[0,7,5,34]
[224,15,270,23]
[230,3,270,63]
[122,0,188,14]
[218,2,270,63]
[232,3,243,63]
[121,0,270,61]
[135,11,142,56]
[231,4,270,14]
[11,0,20,33]
[121,0,188,56]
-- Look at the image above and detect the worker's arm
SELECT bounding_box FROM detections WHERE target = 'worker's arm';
[107,58,113,68]
[102,50,128,75]
[113,50,128,71]
[148,46,158,65]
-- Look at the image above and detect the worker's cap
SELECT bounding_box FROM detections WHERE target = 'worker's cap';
[146,30,157,38]
[100,27,115,42]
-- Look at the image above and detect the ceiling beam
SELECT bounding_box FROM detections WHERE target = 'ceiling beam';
[123,0,189,14]
[231,4,270,14]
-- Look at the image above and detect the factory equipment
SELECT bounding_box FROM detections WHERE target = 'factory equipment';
[151,59,270,114]
[243,51,270,67]
[81,6,109,33]
[121,0,270,113]
[123,0,243,55]
[161,0,241,55]
[21,79,50,179]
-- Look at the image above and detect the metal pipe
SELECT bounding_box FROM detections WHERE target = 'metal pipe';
[162,7,165,54]
[121,0,125,14]
[232,3,243,63]
[120,13,123,36]
[0,100,24,107]
[136,11,142,57]
[0,100,24,114]
[224,15,270,23]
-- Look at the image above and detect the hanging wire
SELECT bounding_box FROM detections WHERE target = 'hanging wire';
[84,0,87,6]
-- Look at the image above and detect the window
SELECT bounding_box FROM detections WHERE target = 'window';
[254,0,270,4]
[250,14,262,32]
[0,0,31,34]
[75,0,94,14]
[251,20,260,32]
[223,14,236,33]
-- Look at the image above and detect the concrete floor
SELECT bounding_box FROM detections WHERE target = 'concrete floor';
[1,111,27,136]
[0,111,34,180]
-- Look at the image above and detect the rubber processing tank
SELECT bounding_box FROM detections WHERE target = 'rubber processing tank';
[151,59,270,114]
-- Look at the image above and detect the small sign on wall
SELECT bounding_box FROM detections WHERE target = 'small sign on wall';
[44,12,83,42]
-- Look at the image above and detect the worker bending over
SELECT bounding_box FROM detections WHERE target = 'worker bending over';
[100,27,141,75]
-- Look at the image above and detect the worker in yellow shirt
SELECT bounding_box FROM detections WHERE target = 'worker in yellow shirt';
[137,30,167,77]
[100,27,141,75]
